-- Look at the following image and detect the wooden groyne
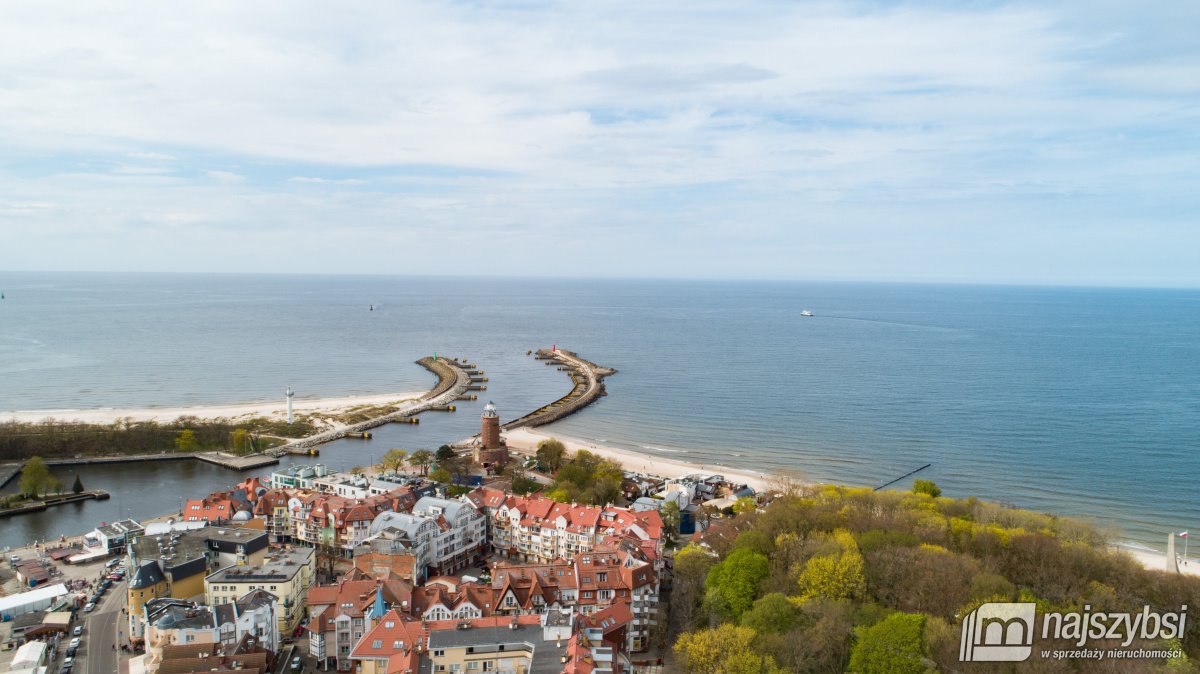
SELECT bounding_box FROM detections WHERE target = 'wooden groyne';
[503,348,616,430]
[272,356,474,453]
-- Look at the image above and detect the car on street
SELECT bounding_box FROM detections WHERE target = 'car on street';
[63,656,74,668]
[72,626,82,637]
[68,637,81,650]
[106,559,121,569]
[60,664,72,674]
[83,602,95,612]
[291,655,302,671]
[106,573,122,581]
[66,646,77,657]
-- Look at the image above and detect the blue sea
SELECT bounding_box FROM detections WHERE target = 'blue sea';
[0,272,1197,552]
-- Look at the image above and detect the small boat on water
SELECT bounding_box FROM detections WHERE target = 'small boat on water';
[800,309,813,317]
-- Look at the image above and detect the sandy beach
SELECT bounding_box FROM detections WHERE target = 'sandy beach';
[502,427,791,495]
[0,390,426,425]
[502,428,1197,577]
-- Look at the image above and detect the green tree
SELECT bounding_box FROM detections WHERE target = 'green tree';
[430,468,452,484]
[912,479,941,498]
[350,465,366,476]
[19,456,52,498]
[546,449,623,505]
[740,593,803,634]
[661,501,682,546]
[732,496,757,515]
[848,613,927,674]
[673,544,716,629]
[674,624,786,674]
[535,438,567,471]
[231,428,250,455]
[408,449,434,475]
[706,548,769,620]
[436,445,456,462]
[504,462,540,495]
[175,429,197,452]
[71,474,84,494]
[380,448,407,473]
[797,530,867,601]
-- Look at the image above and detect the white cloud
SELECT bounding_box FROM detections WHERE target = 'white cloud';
[204,170,246,184]
[0,1,1195,284]
[288,177,367,185]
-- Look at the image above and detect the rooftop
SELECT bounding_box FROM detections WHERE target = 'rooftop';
[425,621,568,674]
[207,546,313,584]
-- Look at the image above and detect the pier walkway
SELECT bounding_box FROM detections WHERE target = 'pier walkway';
[273,356,474,453]
[503,348,615,430]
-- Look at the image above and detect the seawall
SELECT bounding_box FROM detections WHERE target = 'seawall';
[503,348,616,430]
[276,356,474,452]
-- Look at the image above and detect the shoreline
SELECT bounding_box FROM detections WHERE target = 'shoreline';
[0,390,426,425]
[502,427,1198,577]
[502,427,794,497]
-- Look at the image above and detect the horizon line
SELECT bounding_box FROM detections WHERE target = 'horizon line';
[0,268,1197,292]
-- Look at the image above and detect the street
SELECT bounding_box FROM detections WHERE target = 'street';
[80,579,126,674]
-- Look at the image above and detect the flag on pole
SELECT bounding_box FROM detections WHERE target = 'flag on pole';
[434,352,438,361]
[1181,531,1189,538]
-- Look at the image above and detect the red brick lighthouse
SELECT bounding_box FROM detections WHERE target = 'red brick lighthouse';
[474,401,509,470]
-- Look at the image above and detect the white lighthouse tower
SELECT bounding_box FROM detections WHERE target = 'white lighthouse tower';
[286,386,295,424]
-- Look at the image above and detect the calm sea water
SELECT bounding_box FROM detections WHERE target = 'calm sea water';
[0,272,1196,552]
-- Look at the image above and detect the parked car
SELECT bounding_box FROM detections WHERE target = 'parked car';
[291,655,302,671]
[66,646,77,657]
[68,637,81,650]
[106,573,123,581]
[83,602,95,612]
[63,657,74,668]
[106,559,121,569]
[72,626,82,637]
[60,663,72,674]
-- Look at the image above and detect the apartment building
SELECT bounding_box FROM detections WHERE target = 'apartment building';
[205,546,315,634]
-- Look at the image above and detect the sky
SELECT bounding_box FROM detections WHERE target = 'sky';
[0,1,1197,286]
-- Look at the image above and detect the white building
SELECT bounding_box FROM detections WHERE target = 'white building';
[269,464,332,490]
[366,496,486,578]
[137,590,279,674]
[310,473,410,499]
[9,641,48,674]
[0,583,68,618]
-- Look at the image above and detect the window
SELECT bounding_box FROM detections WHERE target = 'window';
[372,639,382,649]
[433,649,445,657]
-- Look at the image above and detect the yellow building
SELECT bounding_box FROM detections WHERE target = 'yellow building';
[127,526,270,645]
[204,546,315,635]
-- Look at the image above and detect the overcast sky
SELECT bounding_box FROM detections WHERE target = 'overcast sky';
[0,1,1197,286]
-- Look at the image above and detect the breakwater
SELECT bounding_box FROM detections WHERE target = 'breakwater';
[273,356,474,452]
[503,348,615,430]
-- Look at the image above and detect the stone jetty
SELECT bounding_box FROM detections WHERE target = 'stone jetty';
[271,355,474,453]
[503,348,616,430]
